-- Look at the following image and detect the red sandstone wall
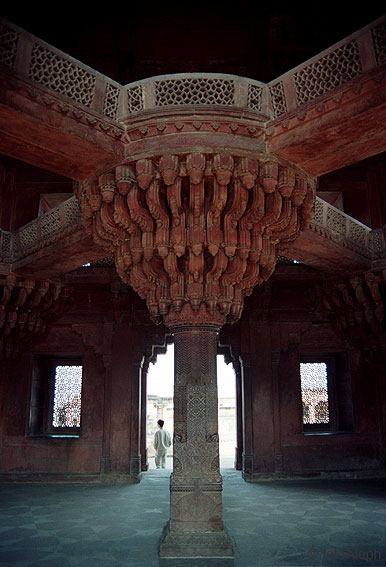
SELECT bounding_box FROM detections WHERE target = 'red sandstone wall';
[0,285,149,479]
[0,273,384,480]
[237,273,385,477]
[0,326,105,477]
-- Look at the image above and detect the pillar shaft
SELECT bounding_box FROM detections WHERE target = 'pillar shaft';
[171,325,222,531]
[159,322,233,559]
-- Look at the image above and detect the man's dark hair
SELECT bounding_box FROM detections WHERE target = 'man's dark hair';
[157,419,164,428]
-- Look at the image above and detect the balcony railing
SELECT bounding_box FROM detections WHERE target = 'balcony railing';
[0,196,81,262]
[1,15,385,121]
[310,197,384,259]
[0,195,383,264]
[267,15,386,118]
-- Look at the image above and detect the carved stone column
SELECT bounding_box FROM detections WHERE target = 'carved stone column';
[159,307,233,558]
[76,149,315,560]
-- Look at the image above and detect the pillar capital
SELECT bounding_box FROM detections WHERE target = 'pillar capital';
[76,151,315,329]
[164,302,226,333]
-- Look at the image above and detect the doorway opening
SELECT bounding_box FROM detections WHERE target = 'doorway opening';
[145,343,237,470]
[217,354,237,469]
[146,344,174,470]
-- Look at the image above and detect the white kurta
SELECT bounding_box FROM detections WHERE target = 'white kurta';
[154,428,171,468]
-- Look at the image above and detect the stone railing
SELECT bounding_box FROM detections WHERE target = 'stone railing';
[267,15,386,118]
[0,196,81,262]
[0,194,383,265]
[124,73,268,115]
[0,19,123,120]
[310,197,385,259]
[2,15,385,122]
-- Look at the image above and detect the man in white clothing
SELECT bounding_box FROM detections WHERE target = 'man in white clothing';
[154,419,171,469]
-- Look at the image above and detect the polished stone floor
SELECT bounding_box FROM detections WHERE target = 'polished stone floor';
[0,461,385,566]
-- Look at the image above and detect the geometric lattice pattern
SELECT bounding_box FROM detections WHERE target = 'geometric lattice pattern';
[371,21,386,65]
[348,222,368,247]
[312,198,325,226]
[0,231,12,258]
[300,362,329,424]
[155,77,235,106]
[29,44,96,107]
[247,84,263,112]
[0,22,19,70]
[52,365,82,427]
[63,196,81,224]
[41,209,62,238]
[269,81,287,117]
[326,207,347,236]
[103,83,120,119]
[18,223,39,249]
[294,40,362,105]
[127,84,144,114]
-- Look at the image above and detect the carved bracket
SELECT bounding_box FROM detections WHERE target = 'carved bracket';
[76,153,315,327]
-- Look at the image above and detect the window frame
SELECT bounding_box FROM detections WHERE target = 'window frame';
[28,355,83,438]
[299,353,339,434]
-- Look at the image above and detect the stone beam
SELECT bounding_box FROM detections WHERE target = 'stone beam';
[0,77,124,180]
[280,197,384,273]
[0,196,105,278]
[266,70,386,177]
[265,16,386,176]
[0,19,125,179]
[11,231,105,278]
[2,196,383,279]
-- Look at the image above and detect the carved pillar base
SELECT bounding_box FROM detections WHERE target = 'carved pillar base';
[159,521,234,561]
[129,455,141,480]
[159,316,234,560]
[242,453,254,481]
[235,446,242,471]
[141,448,149,472]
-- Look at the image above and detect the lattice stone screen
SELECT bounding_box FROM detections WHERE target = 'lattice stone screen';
[247,84,263,112]
[29,44,96,107]
[0,22,19,70]
[294,40,362,105]
[155,77,235,106]
[127,84,144,114]
[103,83,120,119]
[52,365,82,428]
[269,81,287,118]
[300,362,329,425]
[372,21,386,65]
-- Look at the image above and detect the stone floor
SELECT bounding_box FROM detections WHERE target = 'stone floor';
[0,462,385,567]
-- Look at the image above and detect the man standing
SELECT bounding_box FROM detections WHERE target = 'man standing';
[154,419,171,469]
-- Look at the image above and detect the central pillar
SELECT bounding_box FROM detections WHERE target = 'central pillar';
[76,147,315,562]
[159,308,233,560]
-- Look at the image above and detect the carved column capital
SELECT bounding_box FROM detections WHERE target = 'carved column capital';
[77,152,315,329]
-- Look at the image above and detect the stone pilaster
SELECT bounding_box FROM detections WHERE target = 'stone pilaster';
[241,354,254,480]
